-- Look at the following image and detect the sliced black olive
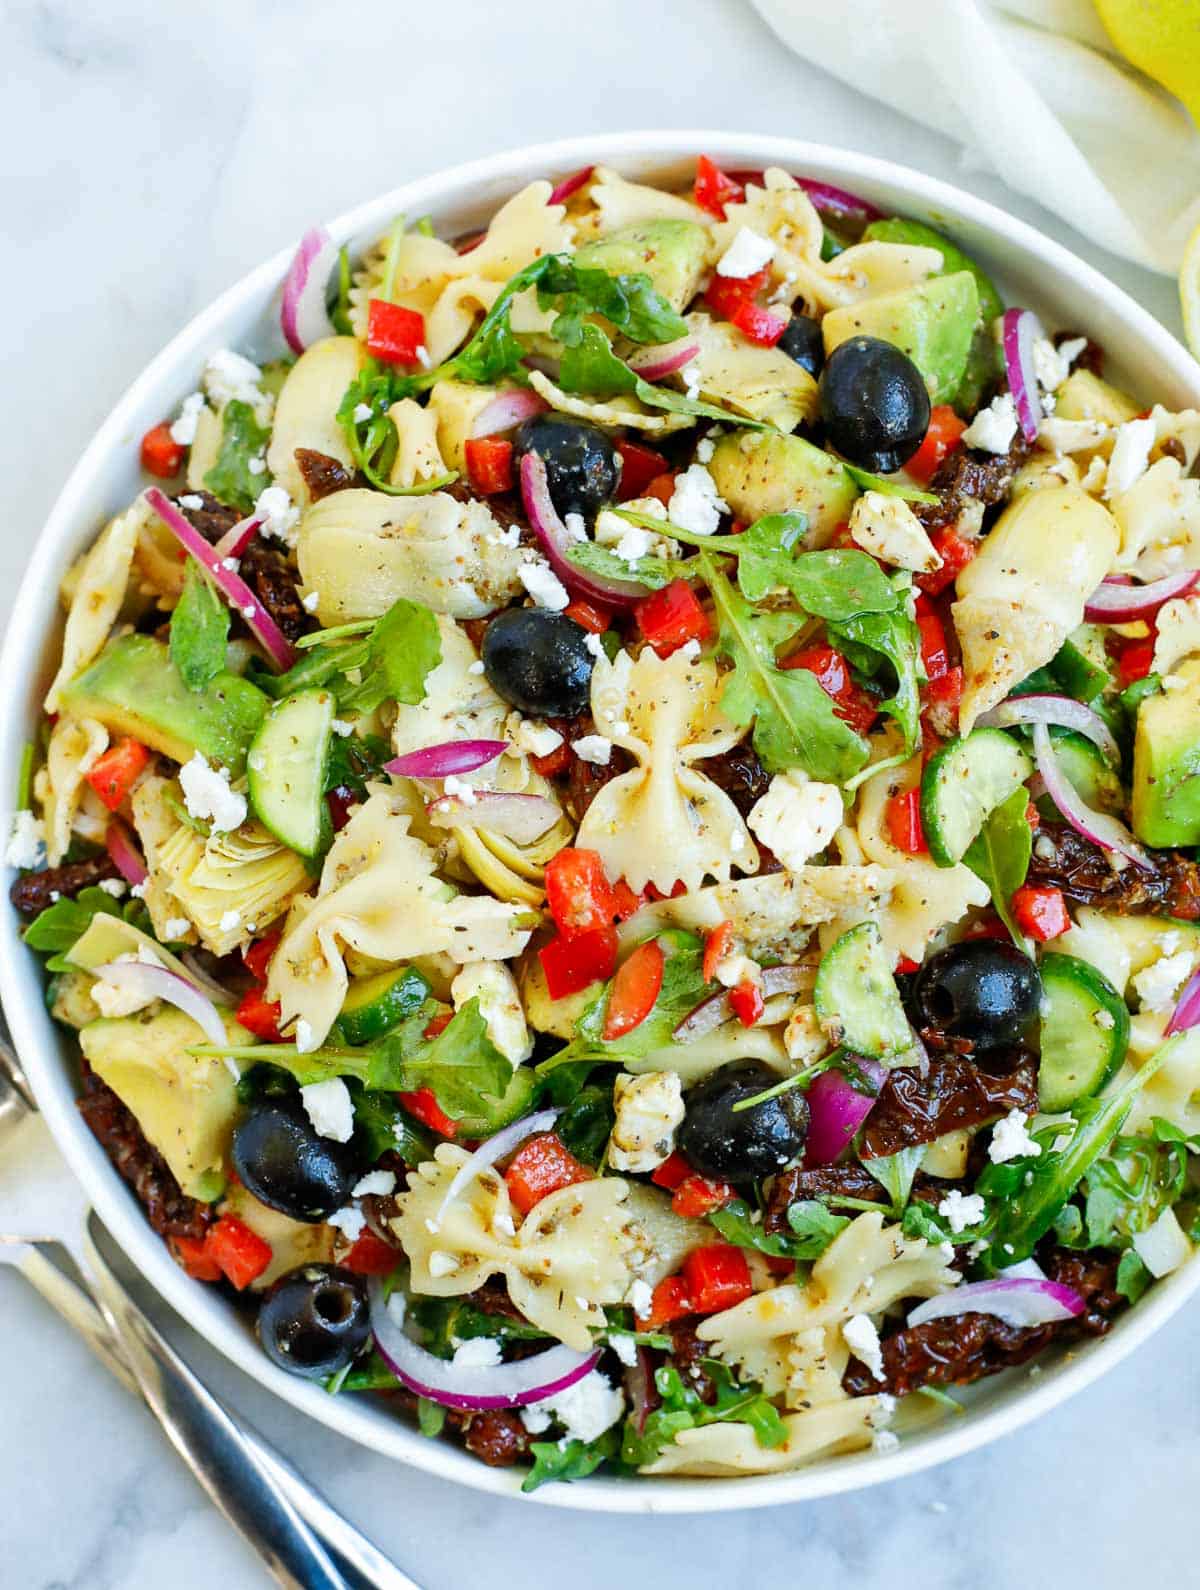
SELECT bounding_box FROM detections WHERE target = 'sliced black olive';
[818,335,931,473]
[777,312,824,377]
[257,1264,370,1378]
[678,1060,809,1181]
[912,940,1041,1056]
[482,607,594,717]
[232,1101,356,1223]
[513,414,621,520]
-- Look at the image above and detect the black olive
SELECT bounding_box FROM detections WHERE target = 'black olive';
[912,940,1041,1056]
[257,1264,370,1379]
[818,336,931,473]
[232,1101,356,1223]
[677,1060,809,1181]
[777,313,824,377]
[513,414,620,520]
[482,607,594,717]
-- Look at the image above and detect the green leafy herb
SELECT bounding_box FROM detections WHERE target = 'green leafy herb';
[170,562,230,692]
[842,463,938,505]
[555,1083,617,1167]
[346,1081,434,1164]
[621,1361,787,1468]
[710,1196,848,1262]
[523,1429,621,1493]
[417,1397,447,1439]
[329,245,354,335]
[827,592,923,754]
[565,539,682,592]
[334,358,458,496]
[323,730,391,799]
[1115,1249,1151,1304]
[375,998,512,1120]
[15,741,34,810]
[336,597,442,714]
[962,783,1033,951]
[734,527,899,620]
[537,255,688,348]
[23,886,126,959]
[203,399,271,513]
[785,1197,853,1256]
[324,1349,402,1394]
[408,1296,550,1357]
[1082,1125,1191,1250]
[860,1146,926,1216]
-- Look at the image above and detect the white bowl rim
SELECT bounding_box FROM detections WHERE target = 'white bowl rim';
[5,128,1200,1514]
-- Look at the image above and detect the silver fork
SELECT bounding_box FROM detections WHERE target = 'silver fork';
[0,1046,419,1590]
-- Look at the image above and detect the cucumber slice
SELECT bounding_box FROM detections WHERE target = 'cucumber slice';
[814,922,913,1061]
[1037,951,1130,1111]
[247,688,335,857]
[338,966,431,1046]
[1039,729,1124,817]
[450,1066,536,1137]
[921,728,1033,867]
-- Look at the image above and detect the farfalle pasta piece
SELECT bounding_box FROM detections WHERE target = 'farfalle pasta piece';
[390,1145,635,1349]
[45,499,144,711]
[37,715,109,865]
[267,789,533,1046]
[527,370,693,436]
[386,398,449,489]
[265,336,364,505]
[576,648,756,893]
[574,166,710,238]
[1112,457,1200,577]
[683,312,818,431]
[638,1397,893,1477]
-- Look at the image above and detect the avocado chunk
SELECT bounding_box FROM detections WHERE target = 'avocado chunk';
[61,635,268,775]
[80,1005,245,1198]
[708,430,858,543]
[1132,657,1200,847]
[822,272,982,404]
[574,220,713,313]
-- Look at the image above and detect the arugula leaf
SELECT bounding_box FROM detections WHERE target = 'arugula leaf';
[418,1397,447,1438]
[170,562,230,692]
[1083,1128,1189,1249]
[860,1146,925,1215]
[335,358,457,496]
[827,593,923,754]
[323,730,391,799]
[786,1198,853,1256]
[347,1082,434,1164]
[408,1296,550,1357]
[329,245,354,335]
[962,784,1033,951]
[23,886,125,958]
[378,998,513,1119]
[336,597,442,714]
[621,1361,787,1468]
[558,322,642,400]
[523,1429,621,1493]
[734,525,899,620]
[555,1084,617,1167]
[536,255,688,348]
[203,399,271,513]
[842,463,938,505]
[565,539,682,592]
[325,1349,402,1394]
[1116,1249,1151,1304]
[703,553,869,781]
[632,380,770,431]
[709,1197,848,1262]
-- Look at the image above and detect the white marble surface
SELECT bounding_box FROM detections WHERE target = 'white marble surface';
[1,0,1194,1585]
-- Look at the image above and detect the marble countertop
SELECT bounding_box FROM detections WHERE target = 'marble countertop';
[2,0,1194,1585]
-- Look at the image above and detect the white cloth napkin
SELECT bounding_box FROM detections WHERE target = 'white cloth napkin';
[749,0,1200,273]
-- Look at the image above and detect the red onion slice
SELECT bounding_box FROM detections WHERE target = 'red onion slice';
[145,489,295,672]
[980,694,1120,768]
[368,1278,599,1410]
[433,1108,560,1228]
[907,1276,1085,1330]
[470,389,547,439]
[104,820,147,887]
[803,1060,886,1167]
[1084,571,1200,623]
[1032,723,1151,871]
[796,178,883,223]
[1002,308,1045,443]
[426,791,560,845]
[672,964,812,1042]
[179,949,236,1009]
[519,452,648,608]
[1166,967,1200,1035]
[548,165,594,205]
[626,337,701,383]
[93,960,227,1046]
[280,226,338,355]
[385,740,507,779]
[212,513,262,562]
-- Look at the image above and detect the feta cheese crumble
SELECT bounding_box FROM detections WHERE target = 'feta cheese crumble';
[300,1078,354,1142]
[988,1108,1042,1165]
[626,1278,653,1319]
[204,349,268,411]
[452,1337,502,1370]
[163,917,191,940]
[608,1070,685,1173]
[352,1169,397,1198]
[254,485,301,548]
[179,753,247,832]
[507,715,563,759]
[218,909,242,934]
[613,525,654,565]
[301,590,321,613]
[572,735,613,765]
[1105,416,1156,499]
[294,1018,319,1054]
[937,1189,986,1234]
[747,772,842,872]
[842,1314,885,1381]
[169,394,207,447]
[327,1206,367,1243]
[668,463,727,537]
[518,558,570,611]
[522,1371,625,1444]
[961,393,1018,454]
[716,226,776,279]
[5,809,45,870]
[1132,949,1194,1012]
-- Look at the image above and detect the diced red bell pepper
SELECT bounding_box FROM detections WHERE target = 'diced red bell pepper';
[917,528,977,596]
[780,644,878,735]
[343,1230,402,1276]
[531,742,573,778]
[693,154,745,219]
[205,1215,273,1291]
[615,437,669,501]
[730,300,788,348]
[896,955,921,975]
[915,597,949,682]
[643,471,678,508]
[1011,885,1070,942]
[544,847,617,939]
[886,788,928,854]
[423,1011,453,1039]
[672,1174,735,1219]
[705,266,770,322]
[635,578,711,658]
[85,737,151,811]
[963,913,1009,942]
[925,665,963,715]
[366,299,427,367]
[235,987,283,1042]
[702,920,735,984]
[140,421,185,479]
[242,933,281,984]
[904,405,966,487]
[1116,637,1156,688]
[398,1087,459,1139]
[464,436,513,495]
[651,1150,692,1192]
[169,1233,223,1282]
[504,1134,592,1215]
[682,1243,753,1314]
[610,879,647,922]
[728,977,765,1028]
[603,939,664,1040]
[563,597,613,634]
[638,1274,693,1328]
[539,926,619,999]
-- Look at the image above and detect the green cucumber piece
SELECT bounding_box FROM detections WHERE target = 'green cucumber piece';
[247,688,335,857]
[1051,629,1111,704]
[338,966,432,1046]
[1037,951,1130,1111]
[921,728,1033,867]
[1040,729,1124,817]
[814,922,913,1061]
[450,1066,536,1137]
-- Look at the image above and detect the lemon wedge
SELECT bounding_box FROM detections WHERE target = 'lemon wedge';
[1094,0,1200,128]
[1180,218,1200,359]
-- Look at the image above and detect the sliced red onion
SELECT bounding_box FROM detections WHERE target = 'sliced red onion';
[212,513,262,562]
[907,1276,1086,1330]
[672,965,811,1041]
[93,960,227,1046]
[626,337,700,383]
[179,949,236,1009]
[1084,571,1200,623]
[385,740,507,779]
[1002,308,1045,443]
[369,1278,598,1410]
[280,226,338,355]
[980,694,1120,768]
[1166,966,1200,1035]
[803,1060,886,1167]
[433,1108,560,1228]
[796,179,883,223]
[1032,723,1151,871]
[145,489,295,672]
[519,452,647,608]
[469,388,547,439]
[548,165,594,205]
[426,790,560,845]
[104,820,147,887]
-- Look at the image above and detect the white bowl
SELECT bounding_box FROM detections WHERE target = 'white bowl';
[5,131,1199,1513]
